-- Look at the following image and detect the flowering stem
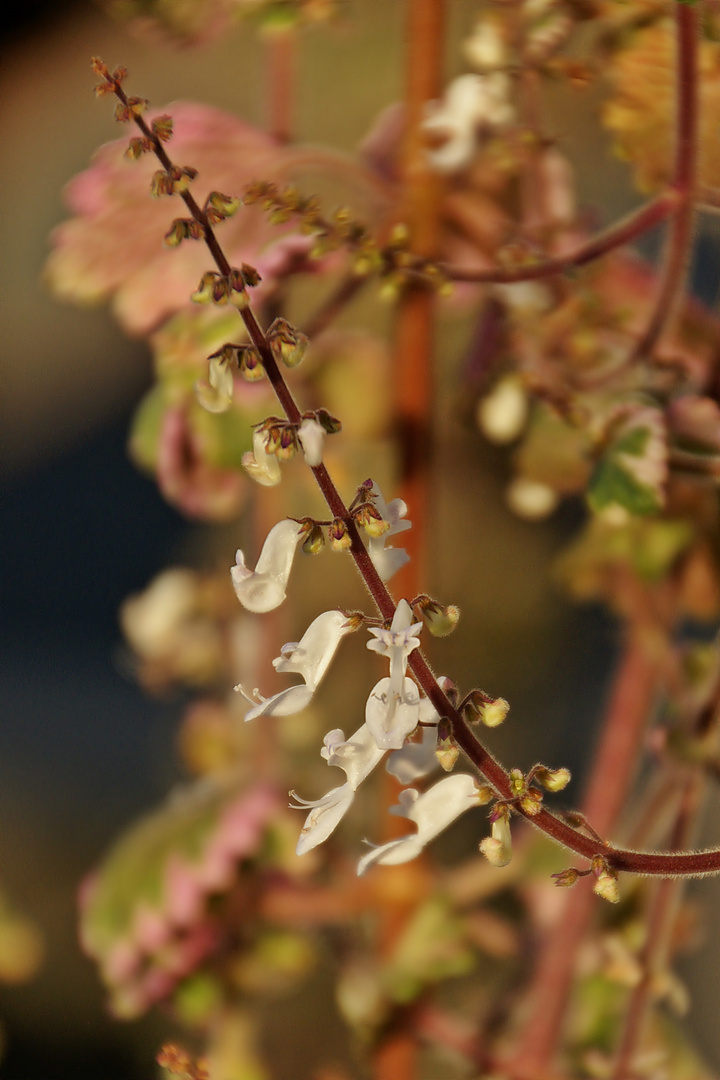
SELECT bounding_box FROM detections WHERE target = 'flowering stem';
[99,65,720,881]
[441,190,680,283]
[631,1,698,360]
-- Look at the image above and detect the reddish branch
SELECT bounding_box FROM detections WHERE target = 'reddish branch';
[96,62,720,882]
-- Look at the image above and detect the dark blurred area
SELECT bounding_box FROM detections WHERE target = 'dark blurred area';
[1,2,719,1078]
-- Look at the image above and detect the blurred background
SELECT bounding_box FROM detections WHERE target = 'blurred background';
[1,2,719,1077]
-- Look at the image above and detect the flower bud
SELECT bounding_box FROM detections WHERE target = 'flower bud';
[191,272,222,304]
[593,870,620,904]
[519,789,543,816]
[125,136,152,160]
[236,345,264,382]
[435,737,459,772]
[479,697,510,728]
[152,115,174,142]
[329,519,352,552]
[415,595,460,637]
[275,427,298,462]
[551,867,580,888]
[480,807,512,867]
[268,318,309,369]
[299,521,325,555]
[534,766,571,792]
[314,408,342,435]
[592,856,620,904]
[354,504,390,538]
[205,191,240,222]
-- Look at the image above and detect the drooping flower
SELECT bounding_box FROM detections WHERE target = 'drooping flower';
[357,774,483,875]
[195,352,235,414]
[291,725,387,855]
[365,600,424,749]
[366,484,412,582]
[231,519,301,613]
[237,609,354,720]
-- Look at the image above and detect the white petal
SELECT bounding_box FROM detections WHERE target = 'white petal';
[294,784,355,855]
[357,835,424,875]
[297,418,326,467]
[231,519,301,613]
[273,610,351,691]
[365,676,421,750]
[243,684,313,721]
[387,725,438,784]
[369,544,410,582]
[242,428,282,487]
[357,773,480,875]
[324,723,386,790]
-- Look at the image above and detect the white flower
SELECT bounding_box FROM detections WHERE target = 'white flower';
[365,600,424,749]
[237,609,352,720]
[479,810,512,867]
[423,73,514,174]
[366,483,411,582]
[231,519,301,613]
[357,774,482,875]
[242,427,281,487]
[297,418,326,467]
[195,353,234,414]
[367,600,422,694]
[291,724,386,855]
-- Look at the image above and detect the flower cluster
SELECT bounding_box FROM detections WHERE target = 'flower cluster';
[229,484,532,873]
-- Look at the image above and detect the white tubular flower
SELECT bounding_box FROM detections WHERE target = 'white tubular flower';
[367,483,411,582]
[292,724,386,855]
[365,600,424,750]
[231,519,302,613]
[195,353,234,414]
[479,810,512,867]
[242,428,281,487]
[297,418,326,467]
[357,774,482,875]
[238,609,353,720]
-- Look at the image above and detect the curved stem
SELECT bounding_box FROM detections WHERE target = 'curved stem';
[440,191,680,283]
[98,65,720,881]
[631,2,698,360]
